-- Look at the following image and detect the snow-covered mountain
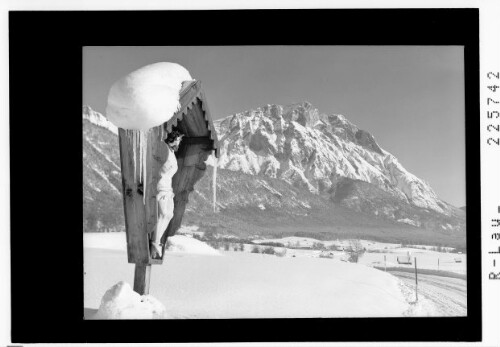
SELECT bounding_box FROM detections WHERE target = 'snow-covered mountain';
[83,106,123,232]
[213,102,454,215]
[83,105,118,135]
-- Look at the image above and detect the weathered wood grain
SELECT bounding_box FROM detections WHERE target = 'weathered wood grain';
[162,144,211,241]
[165,80,201,133]
[199,89,219,157]
[183,100,209,137]
[118,129,150,265]
[133,264,151,295]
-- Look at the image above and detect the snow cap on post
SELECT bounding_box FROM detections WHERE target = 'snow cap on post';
[105,62,193,131]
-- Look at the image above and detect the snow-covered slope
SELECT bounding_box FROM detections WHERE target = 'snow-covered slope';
[83,105,118,135]
[83,106,123,232]
[84,232,436,318]
[213,102,452,215]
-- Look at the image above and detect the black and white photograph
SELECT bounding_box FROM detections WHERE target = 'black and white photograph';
[83,45,468,319]
[7,6,492,345]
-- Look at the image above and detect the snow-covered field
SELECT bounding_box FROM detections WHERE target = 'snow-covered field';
[360,251,466,274]
[84,232,443,319]
[250,236,467,275]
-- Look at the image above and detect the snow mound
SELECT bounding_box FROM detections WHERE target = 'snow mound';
[397,218,420,227]
[166,235,221,256]
[93,281,167,319]
[106,62,193,131]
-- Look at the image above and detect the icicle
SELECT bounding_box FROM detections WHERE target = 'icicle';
[144,130,147,205]
[139,131,143,184]
[127,128,152,204]
[212,150,217,213]
[141,129,148,205]
[132,131,137,182]
[136,131,139,183]
[135,131,139,183]
[136,130,145,205]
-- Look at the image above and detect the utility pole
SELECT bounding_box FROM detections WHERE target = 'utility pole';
[414,257,418,302]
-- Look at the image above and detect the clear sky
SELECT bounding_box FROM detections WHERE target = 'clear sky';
[83,46,465,207]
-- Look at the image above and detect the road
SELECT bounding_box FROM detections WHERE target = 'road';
[390,271,467,316]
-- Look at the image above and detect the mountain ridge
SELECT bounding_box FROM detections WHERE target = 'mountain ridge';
[213,101,457,215]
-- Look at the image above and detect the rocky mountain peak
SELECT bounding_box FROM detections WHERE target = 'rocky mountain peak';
[214,101,453,215]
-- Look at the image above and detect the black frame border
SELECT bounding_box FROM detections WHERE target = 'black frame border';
[9,9,481,343]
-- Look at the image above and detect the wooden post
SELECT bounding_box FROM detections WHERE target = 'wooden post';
[134,264,152,295]
[414,257,418,302]
[119,129,154,265]
[384,255,387,272]
[116,81,219,296]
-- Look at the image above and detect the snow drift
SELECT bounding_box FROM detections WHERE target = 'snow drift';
[166,235,222,256]
[106,62,193,131]
[93,281,167,319]
[84,233,434,318]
